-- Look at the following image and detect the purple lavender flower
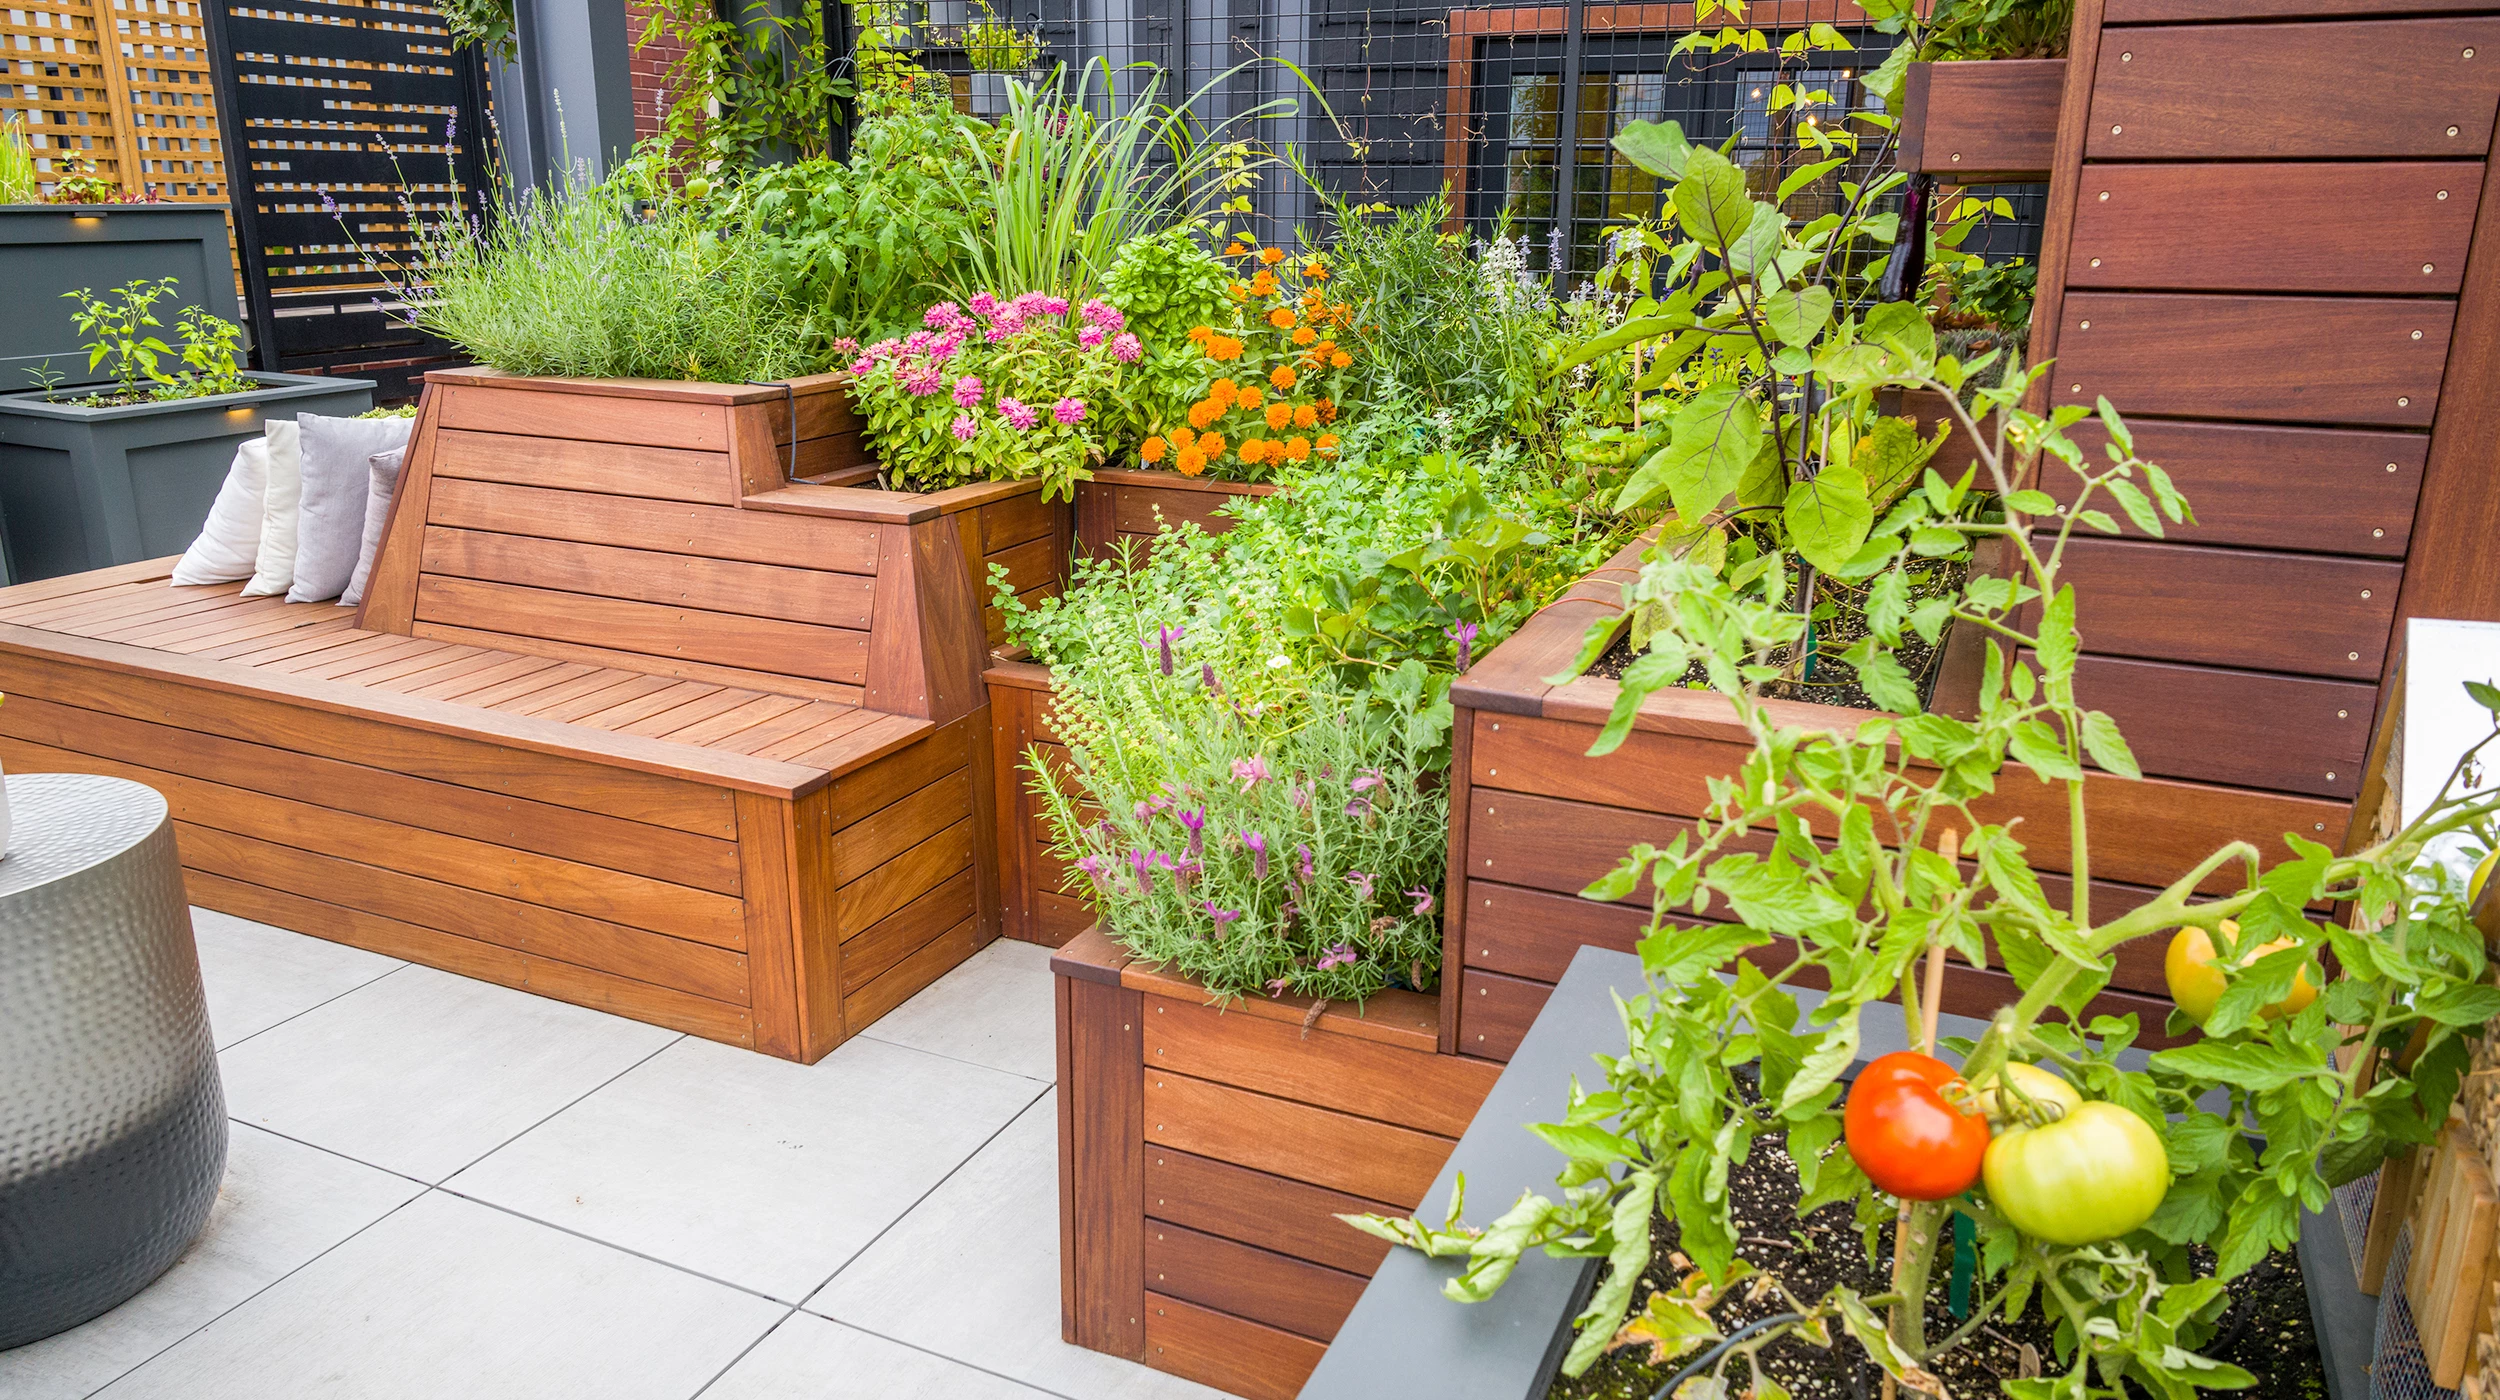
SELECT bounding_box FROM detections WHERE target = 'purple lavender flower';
[998,397,1040,431]
[951,414,978,442]
[1288,782,1311,811]
[1345,869,1377,901]
[1144,623,1185,676]
[1110,332,1143,363]
[1448,620,1480,673]
[1202,902,1243,934]
[1127,848,1154,891]
[1052,396,1087,425]
[952,374,984,408]
[1176,807,1206,857]
[1267,976,1293,996]
[1074,853,1110,889]
[1350,768,1386,793]
[1240,831,1269,879]
[319,188,337,216]
[1201,662,1222,695]
[444,112,457,142]
[1230,756,1270,790]
[1407,888,1434,916]
[1297,844,1316,886]
[1317,944,1358,972]
[1345,795,1374,820]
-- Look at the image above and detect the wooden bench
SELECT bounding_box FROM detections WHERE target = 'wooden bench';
[0,369,1069,1062]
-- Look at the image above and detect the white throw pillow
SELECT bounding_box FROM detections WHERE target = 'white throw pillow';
[288,413,414,603]
[338,444,407,609]
[169,437,269,585]
[241,419,303,598]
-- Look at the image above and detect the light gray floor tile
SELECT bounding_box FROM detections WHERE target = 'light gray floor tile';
[808,1094,1230,1400]
[90,1190,782,1400]
[0,1125,422,1400]
[190,908,403,1051]
[859,938,1056,1081]
[445,1035,1047,1302]
[699,1313,1052,1400]
[217,965,679,1182]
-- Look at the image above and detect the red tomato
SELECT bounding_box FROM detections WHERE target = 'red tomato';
[1843,1051,1991,1200]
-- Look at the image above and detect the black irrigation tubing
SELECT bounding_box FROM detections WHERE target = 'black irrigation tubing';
[1650,1311,1810,1400]
[748,379,799,481]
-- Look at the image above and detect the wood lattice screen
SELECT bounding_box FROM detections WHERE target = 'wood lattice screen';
[3,0,228,199]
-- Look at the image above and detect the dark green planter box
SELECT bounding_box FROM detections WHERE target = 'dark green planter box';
[0,372,375,584]
[0,205,245,395]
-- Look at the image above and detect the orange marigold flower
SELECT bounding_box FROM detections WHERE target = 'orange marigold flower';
[1140,435,1168,464]
[1264,402,1293,431]
[1316,432,1340,456]
[1187,325,1212,344]
[1197,431,1227,458]
[1234,385,1262,409]
[1283,436,1311,462]
[1303,261,1327,280]
[1292,403,1318,430]
[1238,439,1269,465]
[1258,246,1284,265]
[1267,307,1296,329]
[1317,398,1337,423]
[1210,378,1239,409]
[1224,242,1247,257]
[1168,428,1197,451]
[1330,350,1352,369]
[1269,364,1298,391]
[1228,282,1250,301]
[1249,271,1278,297]
[1291,326,1316,346]
[1207,336,1243,362]
[1187,399,1222,430]
[1176,447,1208,477]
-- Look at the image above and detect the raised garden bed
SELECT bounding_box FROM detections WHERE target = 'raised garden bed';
[1898,59,2065,183]
[0,371,375,584]
[1071,466,1274,561]
[1052,926,1501,1400]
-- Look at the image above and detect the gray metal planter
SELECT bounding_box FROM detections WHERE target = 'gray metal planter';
[0,371,374,584]
[0,205,244,394]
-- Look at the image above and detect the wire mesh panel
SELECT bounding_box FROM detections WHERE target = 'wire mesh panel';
[203,0,491,395]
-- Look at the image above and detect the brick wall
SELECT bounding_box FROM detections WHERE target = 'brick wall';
[627,0,688,143]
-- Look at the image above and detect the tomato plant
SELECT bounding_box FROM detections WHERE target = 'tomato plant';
[2163,919,2318,1029]
[1983,1101,2171,1246]
[1843,1052,1988,1200]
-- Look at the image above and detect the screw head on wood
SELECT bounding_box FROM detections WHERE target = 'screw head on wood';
[2070,383,2082,393]
[2414,330,2425,340]
[2387,463,2400,472]
[2080,320,2091,329]
[2362,590,2373,599]
[2349,652,2361,661]
[2120,51,2131,60]
[2328,772,2337,781]
[2441,190,2452,200]
[2339,710,2350,719]
[2424,264,2435,274]
[2089,257,2102,267]
[2097,190,2109,201]
[2399,396,2411,407]
[2451,126,2463,137]
[2111,124,2122,135]
[2374,528,2386,538]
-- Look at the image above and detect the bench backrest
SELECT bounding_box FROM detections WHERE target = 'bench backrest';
[357,370,1066,722]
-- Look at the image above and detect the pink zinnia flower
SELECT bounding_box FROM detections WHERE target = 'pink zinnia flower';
[1081,299,1124,331]
[968,291,998,317]
[951,413,978,441]
[998,397,1039,430]
[1077,325,1108,350]
[902,330,933,354]
[1110,332,1143,363]
[952,374,984,408]
[924,301,967,331]
[830,336,860,356]
[1052,396,1087,425]
[1041,295,1071,316]
[901,361,945,396]
[850,355,876,376]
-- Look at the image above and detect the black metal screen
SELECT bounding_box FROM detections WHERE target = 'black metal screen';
[203,0,494,399]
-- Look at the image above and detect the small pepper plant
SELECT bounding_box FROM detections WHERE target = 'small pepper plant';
[1355,332,2500,1398]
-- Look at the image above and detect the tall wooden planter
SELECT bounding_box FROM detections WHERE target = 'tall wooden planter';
[1441,535,2347,1062]
[0,204,244,391]
[1072,467,1274,561]
[1899,59,2065,183]
[1053,928,1499,1400]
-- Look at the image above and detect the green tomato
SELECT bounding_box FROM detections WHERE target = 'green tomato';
[1981,1101,2169,1245]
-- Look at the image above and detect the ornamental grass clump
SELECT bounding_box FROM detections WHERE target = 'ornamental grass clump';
[848,292,1142,500]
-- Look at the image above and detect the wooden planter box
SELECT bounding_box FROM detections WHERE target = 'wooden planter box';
[1072,466,1274,561]
[1441,534,2345,1063]
[0,204,244,392]
[1054,927,1500,1400]
[1899,59,2067,183]
[0,370,375,584]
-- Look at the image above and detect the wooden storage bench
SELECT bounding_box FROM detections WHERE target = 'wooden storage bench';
[0,370,1071,1062]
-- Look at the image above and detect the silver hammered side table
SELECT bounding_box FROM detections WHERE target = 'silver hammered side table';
[0,773,226,1349]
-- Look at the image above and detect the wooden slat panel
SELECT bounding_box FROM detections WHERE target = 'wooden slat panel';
[209,620,368,666]
[2050,419,2425,557]
[186,868,755,1048]
[2052,536,2401,680]
[837,817,974,935]
[734,791,809,1060]
[414,621,867,710]
[430,428,738,505]
[0,735,747,947]
[831,716,970,832]
[429,478,881,576]
[713,699,868,757]
[841,868,978,985]
[833,770,972,884]
[437,383,731,452]
[2051,294,2454,428]
[1058,964,1147,1357]
[2066,654,2375,798]
[1145,1293,1324,1400]
[841,916,981,1030]
[455,661,606,712]
[2069,163,2480,295]
[1144,1149,1396,1277]
[617,688,772,740]
[1142,1071,1452,1208]
[987,533,1060,598]
[2106,0,2494,19]
[0,642,738,835]
[415,576,869,686]
[1112,484,1256,536]
[1142,994,1496,1137]
[179,823,750,1000]
[1463,879,1649,982]
[268,634,439,679]
[1899,58,2063,180]
[979,490,1059,554]
[1146,1221,1366,1343]
[0,556,185,609]
[422,528,878,631]
[657,694,810,748]
[0,692,744,895]
[2085,19,2500,161]
[1458,967,1556,1062]
[403,654,564,702]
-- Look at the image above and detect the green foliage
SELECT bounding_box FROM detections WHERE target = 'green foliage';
[1354,342,2500,1400]
[400,156,827,383]
[161,305,253,399]
[1931,256,2038,341]
[0,116,38,205]
[1101,224,1234,437]
[1918,0,2075,61]
[945,59,1283,302]
[62,278,175,399]
[962,4,1041,71]
[716,101,991,342]
[1323,196,1553,428]
[638,0,846,168]
[437,0,515,59]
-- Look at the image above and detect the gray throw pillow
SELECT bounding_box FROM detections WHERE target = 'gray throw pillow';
[338,444,408,609]
[289,412,414,603]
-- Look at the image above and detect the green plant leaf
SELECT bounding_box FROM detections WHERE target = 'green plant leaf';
[1762,284,1835,347]
[1784,463,1872,574]
[2079,709,2140,780]
[1613,118,1692,180]
[1779,1003,1859,1113]
[1672,146,1756,253]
